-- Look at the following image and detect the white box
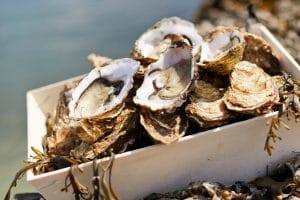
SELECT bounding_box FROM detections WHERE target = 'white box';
[27,23,300,200]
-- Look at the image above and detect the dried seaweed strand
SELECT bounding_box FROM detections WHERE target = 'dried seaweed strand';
[4,159,51,200]
[61,165,91,200]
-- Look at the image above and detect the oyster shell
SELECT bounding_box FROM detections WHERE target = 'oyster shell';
[185,79,234,128]
[133,36,194,112]
[83,107,138,159]
[198,27,245,75]
[131,16,202,64]
[87,53,112,68]
[224,61,279,115]
[140,109,187,144]
[243,33,280,75]
[68,58,139,120]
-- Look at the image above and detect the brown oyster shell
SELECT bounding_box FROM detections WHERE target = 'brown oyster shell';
[243,33,280,75]
[44,87,81,155]
[198,27,245,75]
[83,107,137,159]
[140,109,187,144]
[185,79,235,128]
[224,61,279,115]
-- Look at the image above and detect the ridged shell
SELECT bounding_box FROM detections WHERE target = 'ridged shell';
[185,80,234,128]
[243,33,280,75]
[131,17,202,64]
[133,36,194,112]
[199,27,245,75]
[224,61,279,115]
[140,109,187,144]
[68,58,139,120]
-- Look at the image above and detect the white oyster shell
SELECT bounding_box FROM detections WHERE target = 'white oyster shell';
[133,37,194,112]
[131,17,202,63]
[68,58,139,119]
[199,27,245,75]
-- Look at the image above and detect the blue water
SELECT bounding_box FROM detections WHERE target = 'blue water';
[0,0,202,197]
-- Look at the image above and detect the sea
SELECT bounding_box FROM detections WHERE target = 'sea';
[0,0,202,197]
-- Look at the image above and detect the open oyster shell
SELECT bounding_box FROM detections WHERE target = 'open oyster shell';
[243,33,280,75]
[68,58,139,120]
[131,16,202,64]
[185,79,235,128]
[133,35,194,112]
[198,27,245,75]
[140,109,187,144]
[224,61,279,115]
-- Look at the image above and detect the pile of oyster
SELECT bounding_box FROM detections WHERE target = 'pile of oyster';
[44,16,285,162]
[144,155,300,200]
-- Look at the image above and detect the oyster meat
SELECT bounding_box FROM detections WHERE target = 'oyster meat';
[133,35,193,143]
[131,16,202,64]
[224,61,279,115]
[199,27,245,75]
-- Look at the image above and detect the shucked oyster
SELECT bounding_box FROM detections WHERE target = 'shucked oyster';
[133,35,194,112]
[198,27,245,75]
[224,61,279,115]
[185,79,235,128]
[133,35,193,143]
[44,58,140,158]
[131,17,202,64]
[68,58,139,120]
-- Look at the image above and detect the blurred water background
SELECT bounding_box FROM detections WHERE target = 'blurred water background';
[0,0,203,197]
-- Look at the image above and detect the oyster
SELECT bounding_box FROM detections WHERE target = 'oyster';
[44,58,140,157]
[185,79,235,128]
[131,17,202,64]
[198,27,245,75]
[224,61,279,115]
[140,109,187,144]
[68,58,139,120]
[133,35,193,143]
[133,35,194,112]
[243,33,280,75]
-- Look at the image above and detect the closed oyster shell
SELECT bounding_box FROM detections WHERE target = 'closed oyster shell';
[68,58,139,120]
[185,79,234,128]
[131,16,202,64]
[224,61,279,115]
[140,109,187,144]
[199,27,245,75]
[83,107,138,159]
[243,33,280,75]
[133,36,194,112]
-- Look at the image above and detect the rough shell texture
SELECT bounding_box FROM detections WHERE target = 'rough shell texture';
[199,27,245,75]
[224,61,279,115]
[68,58,139,120]
[140,109,187,144]
[131,16,202,64]
[185,79,234,128]
[243,33,280,75]
[133,36,194,112]
[82,107,138,159]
